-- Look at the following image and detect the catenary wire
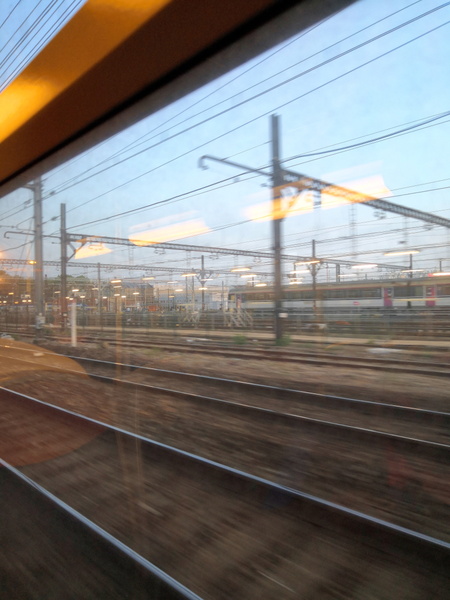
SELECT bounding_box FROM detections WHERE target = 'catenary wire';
[47,1,444,197]
[101,0,429,161]
[44,2,389,191]
[61,179,450,236]
[282,111,450,163]
[55,108,450,229]
[0,0,58,81]
[0,0,45,58]
[0,0,84,92]
[0,0,24,32]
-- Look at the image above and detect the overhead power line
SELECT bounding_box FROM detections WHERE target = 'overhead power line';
[43,2,388,191]
[0,0,84,92]
[58,174,450,236]
[0,0,24,32]
[65,233,405,270]
[47,2,448,199]
[283,111,450,162]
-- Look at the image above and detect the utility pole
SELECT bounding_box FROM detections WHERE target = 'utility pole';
[97,262,102,327]
[25,178,45,331]
[271,115,284,342]
[407,253,413,309]
[201,255,205,312]
[312,239,317,313]
[60,203,68,329]
[198,114,287,344]
[197,254,213,312]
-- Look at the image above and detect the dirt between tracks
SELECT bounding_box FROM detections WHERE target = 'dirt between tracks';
[4,341,449,544]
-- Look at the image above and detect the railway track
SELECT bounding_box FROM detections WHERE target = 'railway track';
[2,347,449,540]
[1,385,449,599]
[4,327,450,377]
[4,346,449,444]
[0,460,202,600]
[75,356,450,446]
[14,329,450,377]
[88,335,450,372]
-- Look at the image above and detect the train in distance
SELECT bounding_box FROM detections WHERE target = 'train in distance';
[228,275,450,311]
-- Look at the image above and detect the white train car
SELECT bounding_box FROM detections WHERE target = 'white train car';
[228,276,450,312]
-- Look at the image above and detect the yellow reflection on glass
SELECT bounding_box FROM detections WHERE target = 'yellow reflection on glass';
[75,243,113,259]
[130,219,210,245]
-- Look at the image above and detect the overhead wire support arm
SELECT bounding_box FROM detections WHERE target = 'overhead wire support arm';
[67,235,406,269]
[280,168,450,229]
[199,155,272,178]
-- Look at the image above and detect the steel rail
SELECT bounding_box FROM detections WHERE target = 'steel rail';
[69,335,450,378]
[2,349,447,453]
[80,371,450,459]
[0,459,203,600]
[73,333,450,370]
[1,385,449,575]
[2,346,448,428]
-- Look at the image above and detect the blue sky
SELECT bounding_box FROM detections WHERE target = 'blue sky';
[1,0,450,284]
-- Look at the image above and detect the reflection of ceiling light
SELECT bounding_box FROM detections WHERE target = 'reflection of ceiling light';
[254,283,267,287]
[351,264,377,269]
[74,243,112,259]
[295,260,320,265]
[72,288,79,292]
[430,272,450,277]
[289,280,303,285]
[181,273,196,277]
[198,287,207,290]
[142,276,154,280]
[231,267,250,272]
[132,292,139,295]
[114,293,120,297]
[175,288,183,292]
[384,250,420,256]
[121,295,126,298]
[240,274,256,278]
[102,296,107,299]
[111,279,121,283]
[129,219,210,246]
[166,281,176,284]
[401,269,424,273]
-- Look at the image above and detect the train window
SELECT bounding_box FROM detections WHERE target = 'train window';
[360,287,381,298]
[2,1,450,599]
[393,285,421,298]
[437,285,450,297]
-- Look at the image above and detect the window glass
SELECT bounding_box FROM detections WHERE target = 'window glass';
[1,2,449,598]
